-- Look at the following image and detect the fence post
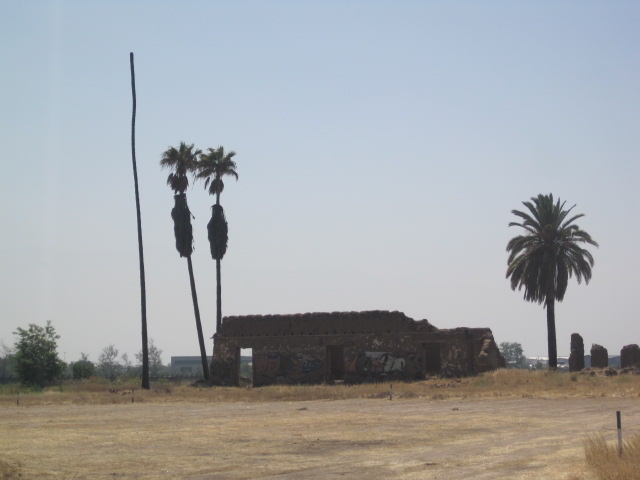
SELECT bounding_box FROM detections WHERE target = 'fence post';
[617,411,622,456]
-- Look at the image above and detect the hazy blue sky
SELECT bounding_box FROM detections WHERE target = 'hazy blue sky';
[1,1,638,366]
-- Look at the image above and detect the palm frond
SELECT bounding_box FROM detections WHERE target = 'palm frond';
[171,194,194,258]
[506,193,597,304]
[208,204,228,260]
[160,142,201,194]
[195,146,239,198]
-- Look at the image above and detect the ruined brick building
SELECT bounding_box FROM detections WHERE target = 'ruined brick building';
[210,310,504,386]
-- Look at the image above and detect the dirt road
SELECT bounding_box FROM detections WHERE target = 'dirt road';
[2,396,639,479]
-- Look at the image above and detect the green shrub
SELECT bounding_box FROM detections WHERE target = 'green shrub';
[13,321,64,387]
[72,354,95,379]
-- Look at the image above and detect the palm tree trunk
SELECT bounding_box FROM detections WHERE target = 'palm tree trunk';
[215,189,222,332]
[130,52,150,389]
[216,258,222,332]
[187,256,210,380]
[546,297,558,369]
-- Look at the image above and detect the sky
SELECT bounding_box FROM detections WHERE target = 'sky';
[1,1,639,366]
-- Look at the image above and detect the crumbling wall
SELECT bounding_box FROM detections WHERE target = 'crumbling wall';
[569,333,585,372]
[219,310,436,337]
[210,311,503,386]
[621,344,640,369]
[253,345,325,386]
[590,344,608,368]
[475,330,506,373]
[209,335,240,386]
[342,332,427,383]
[436,328,473,377]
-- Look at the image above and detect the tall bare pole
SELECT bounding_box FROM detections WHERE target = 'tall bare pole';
[130,52,150,389]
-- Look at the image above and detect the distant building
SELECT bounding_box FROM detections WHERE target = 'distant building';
[526,356,621,369]
[170,356,212,376]
[524,357,569,369]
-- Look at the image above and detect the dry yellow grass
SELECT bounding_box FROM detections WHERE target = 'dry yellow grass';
[3,395,638,479]
[1,369,639,479]
[0,459,20,480]
[2,368,639,406]
[584,434,640,480]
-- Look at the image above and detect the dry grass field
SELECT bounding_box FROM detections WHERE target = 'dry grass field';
[1,369,639,479]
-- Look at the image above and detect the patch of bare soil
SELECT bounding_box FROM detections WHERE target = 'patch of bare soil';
[1,396,639,479]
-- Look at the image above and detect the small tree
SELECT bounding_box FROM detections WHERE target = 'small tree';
[13,321,65,386]
[136,339,164,377]
[98,344,121,380]
[120,353,137,377]
[499,342,527,369]
[0,342,16,379]
[72,353,95,379]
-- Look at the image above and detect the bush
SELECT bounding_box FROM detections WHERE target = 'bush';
[13,321,65,387]
[98,345,121,380]
[0,342,16,378]
[72,354,95,379]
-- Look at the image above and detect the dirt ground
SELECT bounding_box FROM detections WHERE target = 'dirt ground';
[1,396,639,479]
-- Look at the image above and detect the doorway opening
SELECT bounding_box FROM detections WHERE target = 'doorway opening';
[240,348,253,386]
[424,343,441,375]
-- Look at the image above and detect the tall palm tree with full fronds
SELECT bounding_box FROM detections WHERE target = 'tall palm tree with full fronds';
[506,193,598,369]
[195,146,238,332]
[160,142,210,380]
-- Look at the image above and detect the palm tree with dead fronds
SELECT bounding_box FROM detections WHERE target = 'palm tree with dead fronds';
[195,146,238,332]
[160,142,209,380]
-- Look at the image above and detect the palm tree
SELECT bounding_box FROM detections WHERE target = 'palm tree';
[506,193,598,369]
[129,52,149,389]
[160,142,210,380]
[195,146,238,332]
